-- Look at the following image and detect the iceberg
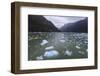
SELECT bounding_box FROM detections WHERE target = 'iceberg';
[65,50,72,56]
[60,39,65,43]
[45,46,54,50]
[75,46,80,49]
[44,50,59,58]
[40,39,48,46]
[36,56,43,60]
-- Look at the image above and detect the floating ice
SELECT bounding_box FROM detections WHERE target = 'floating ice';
[78,51,85,55]
[75,46,80,49]
[84,41,88,44]
[60,39,65,43]
[44,50,59,57]
[28,37,33,41]
[36,56,43,60]
[65,50,72,56]
[45,46,54,50]
[60,34,64,39]
[40,39,48,46]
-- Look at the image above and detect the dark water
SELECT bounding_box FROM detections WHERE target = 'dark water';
[28,32,88,61]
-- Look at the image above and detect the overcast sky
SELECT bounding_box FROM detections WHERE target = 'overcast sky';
[44,16,86,29]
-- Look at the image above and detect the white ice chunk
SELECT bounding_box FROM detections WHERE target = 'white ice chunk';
[40,39,48,46]
[60,39,65,43]
[36,56,43,60]
[45,46,54,50]
[44,50,59,57]
[65,50,72,56]
[84,41,88,44]
[78,51,85,55]
[75,46,81,49]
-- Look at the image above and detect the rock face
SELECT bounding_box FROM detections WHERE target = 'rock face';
[28,15,60,32]
[60,18,88,33]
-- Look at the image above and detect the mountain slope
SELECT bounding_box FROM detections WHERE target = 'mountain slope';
[28,15,60,32]
[60,18,88,33]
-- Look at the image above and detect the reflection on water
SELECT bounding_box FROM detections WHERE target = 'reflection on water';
[28,32,88,61]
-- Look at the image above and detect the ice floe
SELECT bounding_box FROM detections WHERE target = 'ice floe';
[60,39,65,43]
[36,56,43,60]
[40,39,48,46]
[60,34,65,39]
[45,46,54,50]
[65,50,72,56]
[75,46,80,49]
[44,50,59,57]
[28,37,33,41]
[78,51,85,55]
[84,41,88,44]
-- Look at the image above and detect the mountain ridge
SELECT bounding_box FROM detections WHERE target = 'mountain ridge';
[60,18,88,33]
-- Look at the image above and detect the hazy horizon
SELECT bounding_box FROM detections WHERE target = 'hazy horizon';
[44,16,86,29]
